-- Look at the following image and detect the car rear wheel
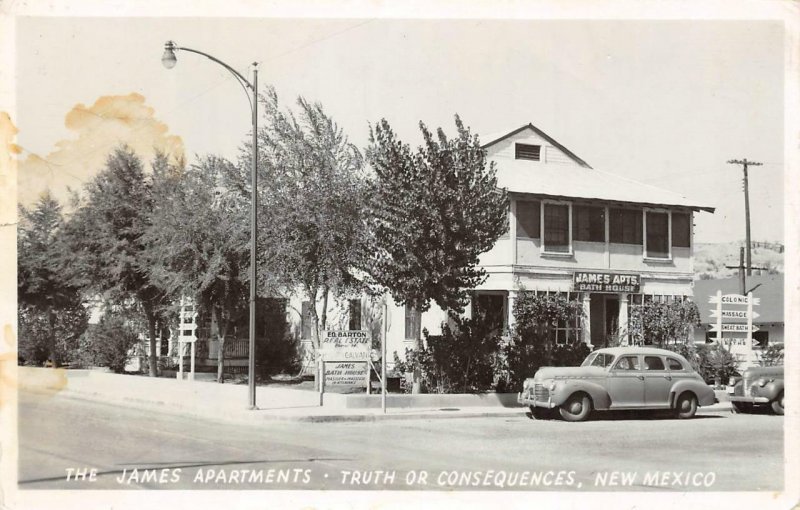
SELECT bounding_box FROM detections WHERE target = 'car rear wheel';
[771,392,784,415]
[559,393,592,422]
[675,392,698,419]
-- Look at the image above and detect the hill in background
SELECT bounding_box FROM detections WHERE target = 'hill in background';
[694,241,784,280]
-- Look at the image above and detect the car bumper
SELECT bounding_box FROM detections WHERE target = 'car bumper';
[729,396,770,404]
[517,392,557,409]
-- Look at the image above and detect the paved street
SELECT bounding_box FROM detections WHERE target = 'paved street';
[18,390,783,492]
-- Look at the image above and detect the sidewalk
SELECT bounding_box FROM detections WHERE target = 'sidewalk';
[19,367,732,424]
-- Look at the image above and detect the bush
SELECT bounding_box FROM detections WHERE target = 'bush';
[628,299,700,347]
[18,303,87,366]
[503,292,587,390]
[76,314,140,373]
[666,343,739,384]
[394,314,503,394]
[758,344,784,367]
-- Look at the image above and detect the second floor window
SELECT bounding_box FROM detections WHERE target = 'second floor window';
[543,202,571,253]
[610,208,643,245]
[573,205,605,242]
[645,210,670,259]
[515,200,540,238]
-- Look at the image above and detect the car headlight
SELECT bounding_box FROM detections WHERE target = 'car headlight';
[522,379,532,391]
[757,378,769,387]
[548,380,557,391]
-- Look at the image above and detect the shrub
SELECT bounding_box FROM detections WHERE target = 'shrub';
[256,298,301,377]
[758,344,784,367]
[394,314,503,394]
[628,299,700,347]
[76,314,140,373]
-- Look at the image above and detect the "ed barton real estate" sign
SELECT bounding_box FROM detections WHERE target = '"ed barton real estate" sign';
[573,272,641,293]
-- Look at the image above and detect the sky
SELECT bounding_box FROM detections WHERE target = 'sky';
[10,15,789,245]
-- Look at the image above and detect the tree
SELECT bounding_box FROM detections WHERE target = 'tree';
[249,89,368,374]
[75,308,140,373]
[365,115,509,340]
[61,146,167,376]
[18,192,88,365]
[145,155,251,383]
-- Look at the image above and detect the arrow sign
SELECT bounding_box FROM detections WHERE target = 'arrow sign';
[708,294,760,306]
[709,309,760,319]
[709,324,759,333]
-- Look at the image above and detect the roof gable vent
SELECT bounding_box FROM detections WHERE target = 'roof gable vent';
[515,143,541,161]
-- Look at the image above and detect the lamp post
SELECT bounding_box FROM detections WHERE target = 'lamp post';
[162,41,259,410]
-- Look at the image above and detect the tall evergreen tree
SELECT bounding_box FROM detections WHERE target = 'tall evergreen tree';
[18,192,88,365]
[61,146,167,376]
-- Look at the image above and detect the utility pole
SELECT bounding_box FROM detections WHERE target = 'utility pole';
[727,158,762,276]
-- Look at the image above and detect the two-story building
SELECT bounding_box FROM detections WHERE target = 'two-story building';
[381,123,715,359]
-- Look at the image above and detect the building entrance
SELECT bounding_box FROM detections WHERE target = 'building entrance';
[590,294,620,348]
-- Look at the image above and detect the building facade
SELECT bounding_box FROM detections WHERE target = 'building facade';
[383,123,714,361]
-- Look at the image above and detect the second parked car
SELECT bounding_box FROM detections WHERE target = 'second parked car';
[728,365,784,415]
[518,346,716,421]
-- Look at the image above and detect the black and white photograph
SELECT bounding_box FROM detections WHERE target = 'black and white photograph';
[1,1,798,509]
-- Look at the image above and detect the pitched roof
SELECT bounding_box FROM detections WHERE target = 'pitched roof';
[481,123,715,213]
[481,123,592,168]
[693,274,784,324]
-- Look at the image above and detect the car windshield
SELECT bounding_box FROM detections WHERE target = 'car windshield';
[581,352,615,368]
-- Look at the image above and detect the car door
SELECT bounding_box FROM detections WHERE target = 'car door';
[643,355,672,407]
[607,355,645,408]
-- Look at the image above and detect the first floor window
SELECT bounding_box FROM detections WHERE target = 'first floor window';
[645,210,670,258]
[473,293,506,335]
[543,202,570,253]
[301,300,313,339]
[348,299,362,331]
[404,305,421,341]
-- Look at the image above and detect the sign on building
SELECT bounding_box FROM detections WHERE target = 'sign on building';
[573,272,641,293]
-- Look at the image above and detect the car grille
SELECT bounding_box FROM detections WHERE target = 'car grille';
[534,384,549,400]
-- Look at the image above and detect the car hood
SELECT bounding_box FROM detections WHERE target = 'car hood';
[743,366,784,379]
[533,366,606,380]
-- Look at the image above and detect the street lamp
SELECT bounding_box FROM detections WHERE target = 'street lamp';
[162,40,260,410]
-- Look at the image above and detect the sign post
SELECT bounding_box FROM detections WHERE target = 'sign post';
[382,302,388,414]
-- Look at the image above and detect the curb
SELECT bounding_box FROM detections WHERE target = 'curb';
[25,387,732,424]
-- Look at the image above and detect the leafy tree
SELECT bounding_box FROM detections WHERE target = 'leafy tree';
[61,147,167,376]
[364,116,509,346]
[248,89,367,368]
[628,299,700,347]
[18,192,88,365]
[145,155,251,383]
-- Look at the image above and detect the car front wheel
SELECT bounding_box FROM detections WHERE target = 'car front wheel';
[771,392,784,415]
[559,393,592,422]
[675,392,698,419]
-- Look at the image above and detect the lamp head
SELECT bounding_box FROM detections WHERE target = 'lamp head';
[161,41,178,69]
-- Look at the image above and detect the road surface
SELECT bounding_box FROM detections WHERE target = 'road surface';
[18,390,784,491]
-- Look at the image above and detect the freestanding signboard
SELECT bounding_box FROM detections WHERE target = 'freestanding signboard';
[708,290,760,358]
[317,330,372,404]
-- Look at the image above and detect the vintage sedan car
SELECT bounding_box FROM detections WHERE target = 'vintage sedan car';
[518,346,716,421]
[727,365,784,415]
